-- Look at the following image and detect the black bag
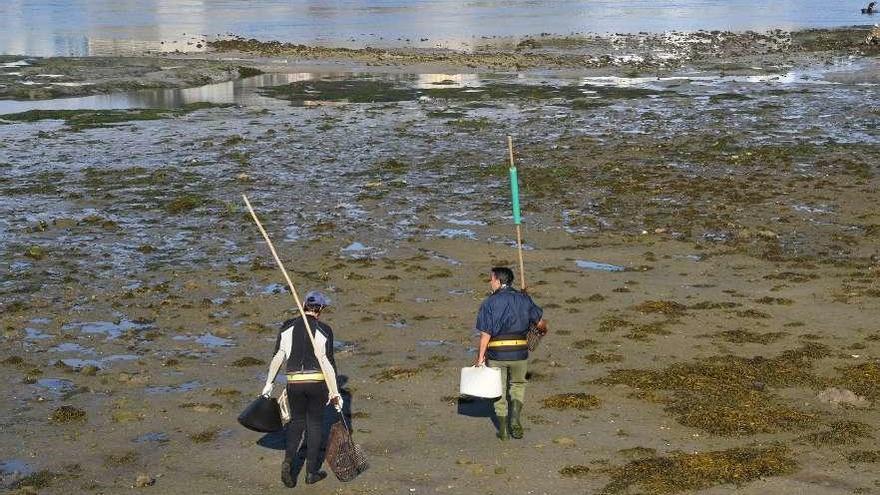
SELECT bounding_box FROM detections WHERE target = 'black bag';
[238,395,283,433]
[325,414,369,482]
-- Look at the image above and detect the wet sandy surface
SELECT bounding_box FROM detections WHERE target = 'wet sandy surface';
[1,28,880,495]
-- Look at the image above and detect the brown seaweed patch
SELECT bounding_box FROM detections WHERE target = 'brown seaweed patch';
[754,297,793,305]
[372,367,421,382]
[571,339,599,349]
[714,329,787,344]
[735,309,771,319]
[624,321,675,341]
[13,470,59,489]
[189,427,220,443]
[231,356,264,367]
[601,447,797,494]
[798,421,872,447]
[165,194,206,214]
[180,402,223,412]
[542,393,600,411]
[619,447,657,460]
[847,450,880,463]
[585,352,625,364]
[104,451,139,466]
[2,355,25,366]
[598,345,826,435]
[835,362,880,401]
[763,272,818,283]
[559,465,591,478]
[50,405,86,424]
[689,301,741,310]
[634,300,687,316]
[599,317,632,333]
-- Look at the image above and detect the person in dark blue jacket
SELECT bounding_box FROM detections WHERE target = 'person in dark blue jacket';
[474,267,547,440]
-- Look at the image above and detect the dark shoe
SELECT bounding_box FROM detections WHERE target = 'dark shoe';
[510,400,524,439]
[281,460,296,488]
[305,471,327,485]
[496,416,509,441]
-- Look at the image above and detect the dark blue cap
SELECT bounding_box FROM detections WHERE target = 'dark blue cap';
[304,290,331,307]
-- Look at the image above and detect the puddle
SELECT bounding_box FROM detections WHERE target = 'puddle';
[134,431,170,444]
[387,320,408,329]
[24,328,51,340]
[173,333,234,348]
[49,343,95,354]
[63,319,153,339]
[196,334,234,348]
[145,380,201,395]
[575,260,626,272]
[436,229,477,240]
[334,340,356,351]
[262,283,287,294]
[30,317,51,325]
[0,458,32,476]
[53,354,138,370]
[449,289,475,296]
[34,378,75,394]
[418,340,452,347]
[341,241,384,259]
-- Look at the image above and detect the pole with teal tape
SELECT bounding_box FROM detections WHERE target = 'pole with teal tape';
[507,136,526,291]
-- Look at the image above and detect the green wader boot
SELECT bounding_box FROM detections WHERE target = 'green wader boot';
[510,400,524,439]
[496,416,509,441]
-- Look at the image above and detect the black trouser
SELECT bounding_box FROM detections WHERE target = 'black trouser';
[285,382,327,473]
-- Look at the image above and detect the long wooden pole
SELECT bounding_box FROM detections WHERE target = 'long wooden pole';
[241,194,337,396]
[508,136,527,291]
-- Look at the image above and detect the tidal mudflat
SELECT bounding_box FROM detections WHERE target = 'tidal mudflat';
[1,26,880,494]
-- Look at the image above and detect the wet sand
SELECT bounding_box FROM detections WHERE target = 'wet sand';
[2,27,880,494]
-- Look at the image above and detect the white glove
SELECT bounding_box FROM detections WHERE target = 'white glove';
[261,382,274,397]
[330,394,343,412]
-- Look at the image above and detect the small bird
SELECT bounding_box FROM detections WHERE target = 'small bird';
[863,2,877,14]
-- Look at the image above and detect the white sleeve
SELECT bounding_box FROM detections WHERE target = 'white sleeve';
[314,330,340,399]
[279,327,292,359]
[262,328,291,392]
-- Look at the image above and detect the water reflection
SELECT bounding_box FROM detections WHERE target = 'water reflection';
[0,0,867,57]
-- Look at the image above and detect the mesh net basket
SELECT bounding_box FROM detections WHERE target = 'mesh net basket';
[326,416,369,482]
[526,324,543,351]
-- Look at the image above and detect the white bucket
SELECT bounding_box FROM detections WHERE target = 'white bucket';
[459,366,503,399]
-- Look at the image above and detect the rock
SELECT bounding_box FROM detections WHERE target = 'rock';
[493,466,507,475]
[135,473,155,487]
[817,387,868,408]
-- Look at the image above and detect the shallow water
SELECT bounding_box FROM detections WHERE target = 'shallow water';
[0,0,872,56]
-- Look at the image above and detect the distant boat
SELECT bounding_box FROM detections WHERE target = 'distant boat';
[863,2,877,14]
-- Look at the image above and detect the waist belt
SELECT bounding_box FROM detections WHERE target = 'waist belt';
[488,339,528,348]
[286,372,325,382]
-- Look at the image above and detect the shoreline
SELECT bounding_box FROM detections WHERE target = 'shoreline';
[1,26,877,102]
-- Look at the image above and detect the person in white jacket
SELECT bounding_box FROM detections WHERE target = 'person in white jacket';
[261,291,342,487]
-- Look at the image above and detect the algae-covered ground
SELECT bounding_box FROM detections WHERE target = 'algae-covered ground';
[1,27,880,495]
